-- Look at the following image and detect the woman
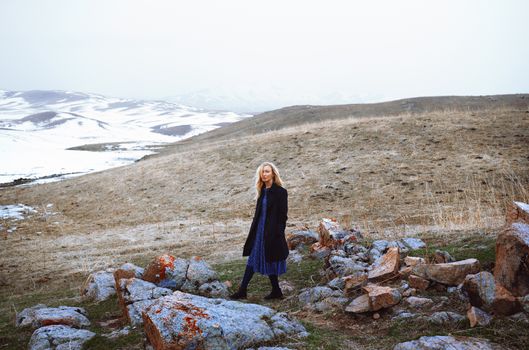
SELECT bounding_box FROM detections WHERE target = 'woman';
[230,162,289,300]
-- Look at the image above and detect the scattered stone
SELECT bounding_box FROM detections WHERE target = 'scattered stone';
[388,240,409,254]
[318,218,351,248]
[363,284,402,311]
[81,269,116,301]
[16,305,90,329]
[400,238,426,250]
[343,272,368,295]
[391,310,416,320]
[373,312,380,320]
[181,256,218,291]
[142,254,179,284]
[522,294,529,313]
[404,256,426,267]
[142,291,307,349]
[102,326,131,339]
[393,335,503,350]
[113,263,145,296]
[327,276,346,290]
[287,250,303,264]
[279,280,296,295]
[298,286,341,305]
[494,221,529,296]
[309,242,332,259]
[345,294,371,313]
[198,281,229,298]
[328,256,367,277]
[412,258,481,285]
[398,266,413,279]
[286,229,319,250]
[311,296,350,313]
[462,271,496,308]
[371,240,390,253]
[467,306,492,327]
[28,325,95,350]
[405,296,433,308]
[408,275,430,291]
[434,250,455,264]
[427,311,465,325]
[368,247,400,282]
[402,288,416,297]
[491,284,522,316]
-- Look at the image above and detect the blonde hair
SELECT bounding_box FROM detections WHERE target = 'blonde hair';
[254,162,284,200]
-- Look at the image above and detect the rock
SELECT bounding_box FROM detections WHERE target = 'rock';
[462,271,521,315]
[405,296,433,308]
[434,250,455,264]
[494,222,529,296]
[368,247,400,282]
[182,256,219,292]
[120,262,145,278]
[371,240,390,253]
[408,275,430,291]
[368,248,383,264]
[162,257,189,289]
[522,294,529,313]
[298,286,340,304]
[286,229,319,250]
[113,263,145,296]
[16,305,90,329]
[363,284,401,311]
[311,296,350,313]
[373,312,380,320]
[287,250,303,264]
[328,256,367,277]
[198,281,229,298]
[392,311,416,320]
[309,242,332,259]
[345,294,371,313]
[402,288,416,297]
[508,312,529,323]
[404,256,426,267]
[327,276,346,290]
[401,238,426,250]
[467,306,492,327]
[398,266,413,279]
[279,280,296,295]
[343,272,368,296]
[343,243,368,258]
[141,291,307,349]
[318,218,350,248]
[393,335,503,349]
[388,240,409,254]
[81,270,115,301]
[102,326,131,339]
[143,254,178,284]
[28,325,95,350]
[117,278,172,325]
[427,311,465,325]
[506,201,529,226]
[412,258,481,285]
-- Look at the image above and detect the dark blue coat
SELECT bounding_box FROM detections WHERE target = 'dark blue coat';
[243,182,289,262]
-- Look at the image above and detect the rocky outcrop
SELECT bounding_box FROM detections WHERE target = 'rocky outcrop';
[142,291,307,350]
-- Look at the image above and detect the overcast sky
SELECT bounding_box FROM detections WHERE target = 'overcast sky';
[1,0,528,112]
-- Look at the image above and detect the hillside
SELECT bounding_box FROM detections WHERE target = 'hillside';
[0,95,528,299]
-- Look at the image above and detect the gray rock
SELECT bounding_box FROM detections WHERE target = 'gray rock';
[120,278,172,304]
[393,335,503,349]
[405,296,434,308]
[392,311,416,320]
[127,299,159,326]
[388,240,409,254]
[28,325,95,350]
[369,248,383,263]
[522,294,529,313]
[311,297,350,313]
[328,256,367,277]
[198,281,229,298]
[327,277,346,290]
[16,305,90,329]
[435,250,455,263]
[142,291,307,349]
[298,286,340,304]
[102,326,131,339]
[372,240,390,252]
[427,311,466,325]
[401,238,426,250]
[81,270,115,301]
[287,250,303,264]
[120,262,145,278]
[164,258,189,289]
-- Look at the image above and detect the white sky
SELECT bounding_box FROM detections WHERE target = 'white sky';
[1,0,528,111]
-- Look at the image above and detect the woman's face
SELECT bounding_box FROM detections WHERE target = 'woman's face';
[261,165,273,183]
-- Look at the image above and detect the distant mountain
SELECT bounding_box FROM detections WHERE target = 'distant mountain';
[0,90,251,184]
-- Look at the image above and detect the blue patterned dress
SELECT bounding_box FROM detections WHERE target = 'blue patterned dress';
[246,187,287,275]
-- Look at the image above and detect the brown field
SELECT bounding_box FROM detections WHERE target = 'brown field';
[0,95,528,348]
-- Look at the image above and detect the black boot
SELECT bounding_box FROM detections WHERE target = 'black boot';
[230,265,254,300]
[264,274,283,300]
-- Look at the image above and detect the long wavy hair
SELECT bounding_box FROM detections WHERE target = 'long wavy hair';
[253,162,284,200]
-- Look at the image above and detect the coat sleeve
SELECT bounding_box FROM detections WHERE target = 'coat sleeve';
[278,189,288,236]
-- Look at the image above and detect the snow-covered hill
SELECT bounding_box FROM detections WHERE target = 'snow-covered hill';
[0,90,251,185]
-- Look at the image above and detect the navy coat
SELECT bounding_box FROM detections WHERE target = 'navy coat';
[243,182,289,262]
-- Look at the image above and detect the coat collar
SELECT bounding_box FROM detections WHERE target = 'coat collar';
[262,181,278,193]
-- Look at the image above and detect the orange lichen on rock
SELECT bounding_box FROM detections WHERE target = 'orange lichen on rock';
[143,254,177,283]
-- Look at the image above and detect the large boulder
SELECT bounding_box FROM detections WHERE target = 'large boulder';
[181,256,219,293]
[142,291,307,350]
[368,247,400,282]
[506,201,529,226]
[16,305,90,329]
[412,259,480,285]
[494,221,529,296]
[393,335,503,349]
[28,325,95,350]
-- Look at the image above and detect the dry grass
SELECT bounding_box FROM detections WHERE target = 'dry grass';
[0,105,528,324]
